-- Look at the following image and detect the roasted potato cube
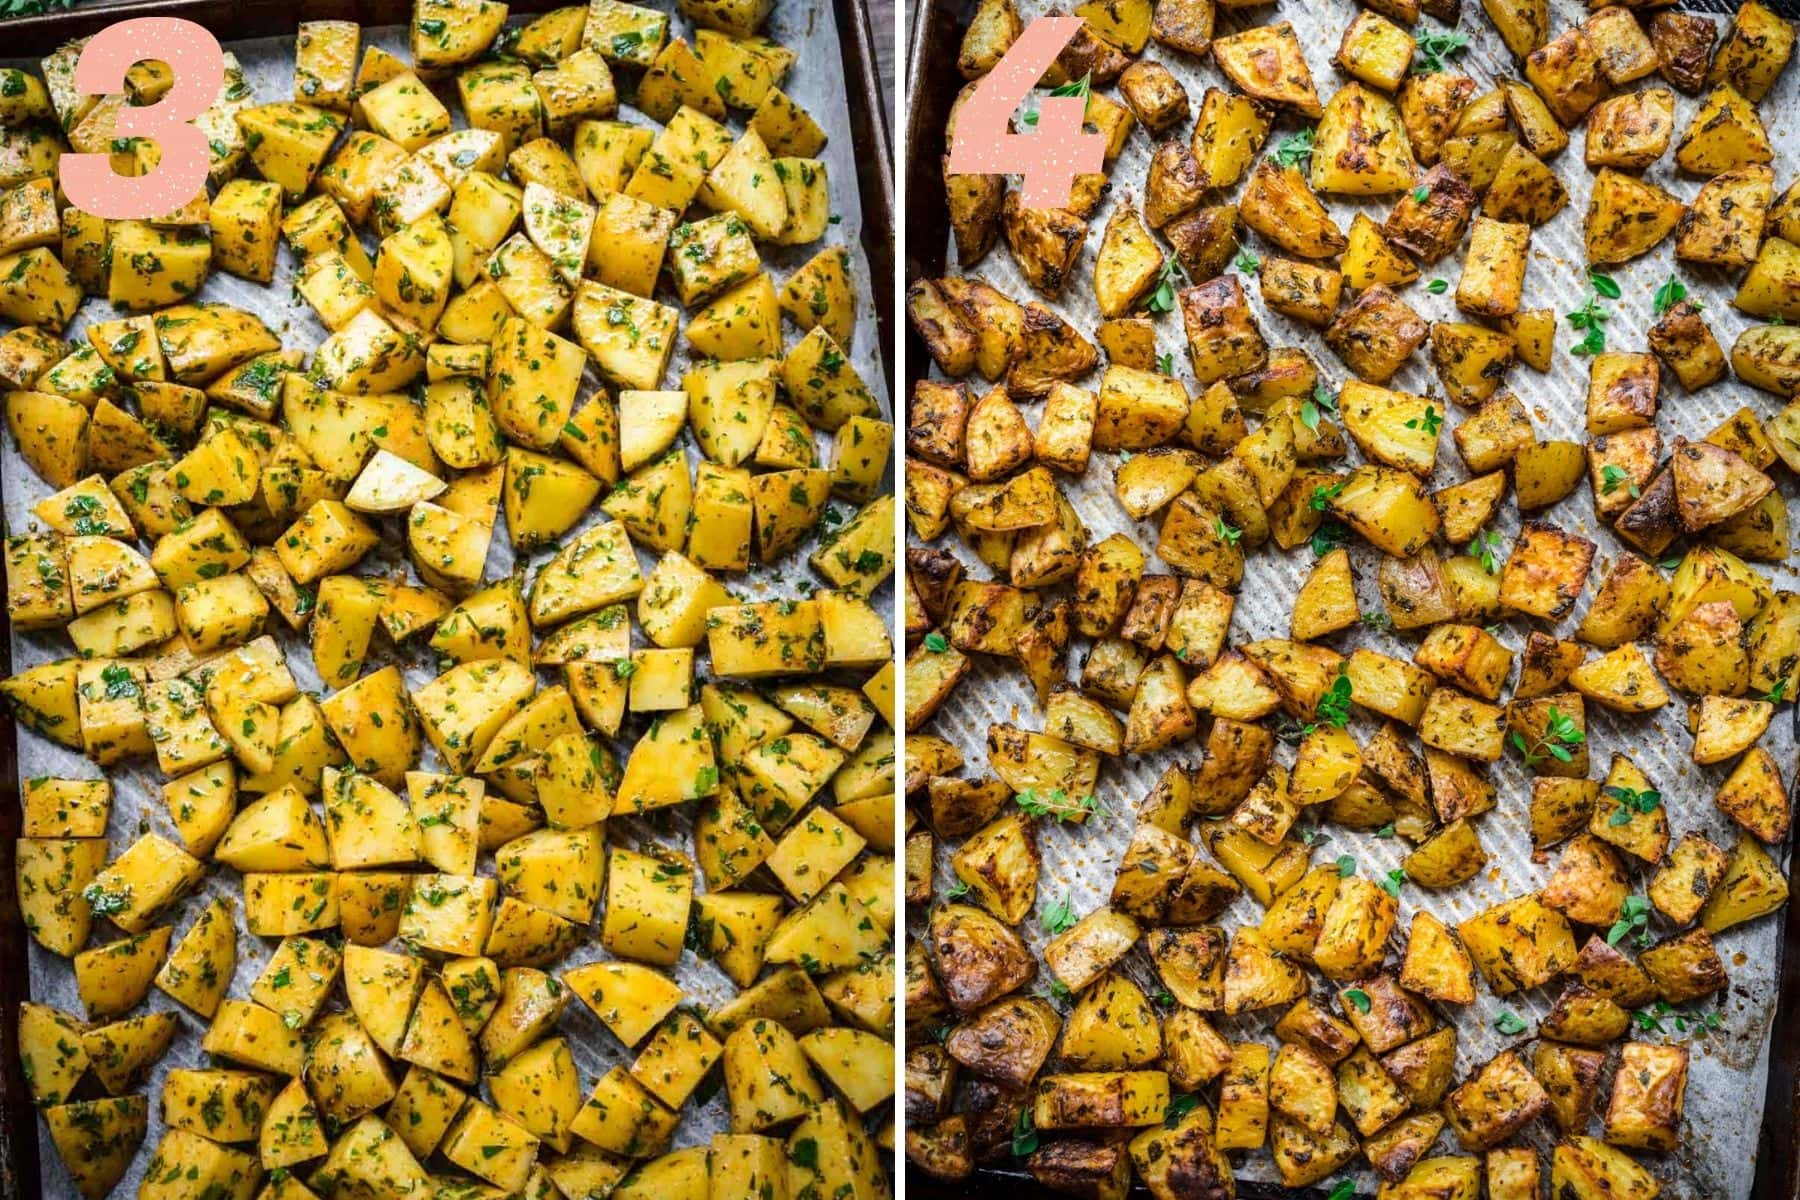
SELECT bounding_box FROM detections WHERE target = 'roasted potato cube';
[1117,61,1189,134]
[1459,893,1577,994]
[1325,285,1426,384]
[1179,275,1266,384]
[1258,256,1342,327]
[1456,216,1529,318]
[1239,162,1345,259]
[958,0,1021,75]
[1211,22,1320,116]
[1648,300,1726,392]
[1001,193,1085,297]
[1584,87,1674,170]
[1334,10,1415,92]
[1483,0,1547,57]
[1650,10,1716,94]
[1525,27,1610,126]
[1499,522,1595,621]
[1311,82,1414,196]
[1677,83,1771,177]
[1677,164,1771,270]
[1444,1050,1550,1151]
[1708,0,1794,102]
[1385,167,1476,263]
[1602,1042,1688,1151]
[1585,168,1684,265]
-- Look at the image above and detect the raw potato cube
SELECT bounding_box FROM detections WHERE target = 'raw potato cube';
[296,20,360,110]
[238,103,348,198]
[209,181,283,283]
[107,223,212,311]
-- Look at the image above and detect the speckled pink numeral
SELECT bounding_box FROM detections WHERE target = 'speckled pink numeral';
[944,15,1107,210]
[61,18,223,219]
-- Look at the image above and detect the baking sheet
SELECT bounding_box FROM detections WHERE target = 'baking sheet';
[1,2,894,1193]
[908,2,1798,1195]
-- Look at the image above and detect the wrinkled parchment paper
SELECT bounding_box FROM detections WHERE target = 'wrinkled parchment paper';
[913,2,1797,1194]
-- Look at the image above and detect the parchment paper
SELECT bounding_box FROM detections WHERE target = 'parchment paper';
[1,2,893,1193]
[913,2,1796,1195]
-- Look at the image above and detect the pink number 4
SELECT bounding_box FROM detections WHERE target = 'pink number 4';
[944,16,1107,210]
[61,18,224,220]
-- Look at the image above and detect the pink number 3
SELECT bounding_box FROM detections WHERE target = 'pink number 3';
[61,18,224,220]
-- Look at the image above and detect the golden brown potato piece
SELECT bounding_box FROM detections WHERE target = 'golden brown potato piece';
[1602,1042,1688,1151]
[1499,521,1596,621]
[1001,193,1086,297]
[1534,1041,1607,1134]
[1151,0,1215,54]
[1324,285,1427,384]
[1483,0,1547,58]
[1675,83,1771,177]
[1707,0,1795,102]
[1164,205,1244,281]
[945,162,1005,267]
[1648,299,1726,392]
[1179,275,1267,384]
[1144,141,1203,231]
[928,903,1036,1013]
[1650,10,1717,94]
[1211,22,1321,116]
[959,0,1022,77]
[1399,72,1477,167]
[1258,256,1342,327]
[944,996,1059,1087]
[1118,61,1190,135]
[1027,1138,1131,1197]
[909,281,978,378]
[1239,162,1346,259]
[1676,165,1772,270]
[1384,164,1476,263]
[1583,87,1674,170]
[1669,436,1773,532]
[1524,27,1610,126]
[1310,81,1415,196]
[1584,168,1684,265]
[1444,1050,1550,1150]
